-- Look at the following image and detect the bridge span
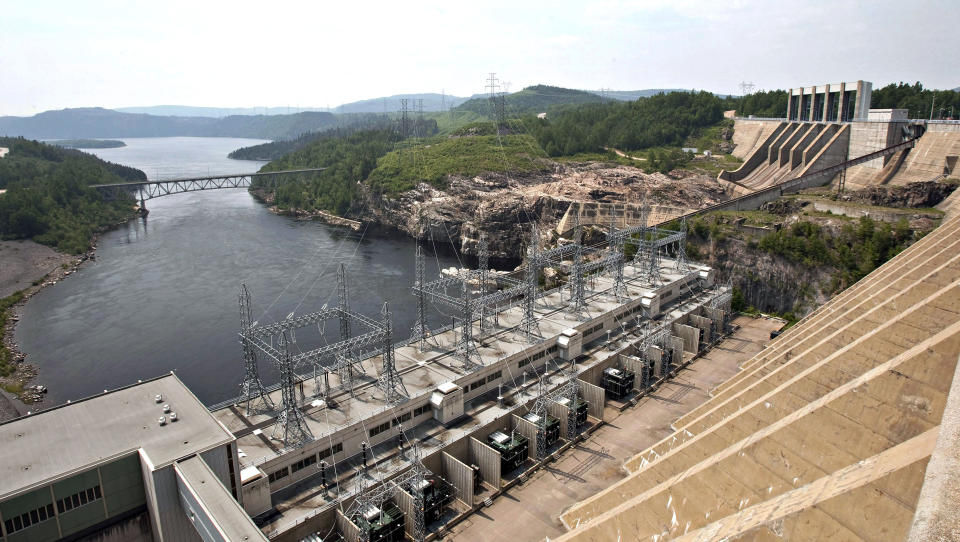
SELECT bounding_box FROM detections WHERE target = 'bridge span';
[91,168,327,206]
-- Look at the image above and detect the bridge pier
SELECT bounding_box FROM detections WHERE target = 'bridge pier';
[139,194,149,217]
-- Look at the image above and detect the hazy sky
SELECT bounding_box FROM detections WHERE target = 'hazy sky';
[1,0,957,116]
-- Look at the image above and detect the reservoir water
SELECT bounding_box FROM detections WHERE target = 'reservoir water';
[15,137,460,406]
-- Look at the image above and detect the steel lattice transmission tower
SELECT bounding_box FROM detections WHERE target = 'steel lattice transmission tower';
[408,442,428,542]
[410,243,432,351]
[534,375,549,460]
[337,263,351,341]
[376,302,408,404]
[455,281,483,371]
[606,207,628,301]
[633,202,663,286]
[399,98,410,139]
[271,330,313,448]
[238,284,275,415]
[519,225,543,343]
[674,216,693,273]
[486,72,508,136]
[565,362,581,440]
[567,215,588,321]
[478,233,495,334]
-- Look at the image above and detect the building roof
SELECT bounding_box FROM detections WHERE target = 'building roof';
[175,455,268,542]
[0,373,234,501]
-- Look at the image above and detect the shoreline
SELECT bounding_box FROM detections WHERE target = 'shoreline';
[0,215,134,416]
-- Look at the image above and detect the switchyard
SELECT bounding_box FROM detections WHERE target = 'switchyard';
[207,204,733,542]
[0,206,735,542]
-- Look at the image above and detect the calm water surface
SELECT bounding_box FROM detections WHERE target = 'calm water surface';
[16,137,459,406]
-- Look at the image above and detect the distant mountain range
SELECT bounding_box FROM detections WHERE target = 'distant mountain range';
[0,108,345,140]
[114,89,712,118]
[585,88,692,101]
[332,93,471,114]
[114,105,331,117]
[115,93,474,117]
[1,87,732,141]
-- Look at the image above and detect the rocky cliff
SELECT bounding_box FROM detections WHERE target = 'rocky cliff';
[353,162,729,260]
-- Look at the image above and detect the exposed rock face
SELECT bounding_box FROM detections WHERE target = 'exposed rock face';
[359,178,568,261]
[693,235,831,316]
[839,181,957,208]
[354,163,728,259]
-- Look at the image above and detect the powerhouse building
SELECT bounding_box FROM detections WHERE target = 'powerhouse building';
[1,227,731,542]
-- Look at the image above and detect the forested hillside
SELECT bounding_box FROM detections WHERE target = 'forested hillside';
[0,137,142,253]
[253,129,399,215]
[871,82,960,119]
[230,117,433,161]
[455,85,603,116]
[526,91,725,155]
[253,89,785,216]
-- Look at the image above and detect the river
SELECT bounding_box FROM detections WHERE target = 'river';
[15,137,461,406]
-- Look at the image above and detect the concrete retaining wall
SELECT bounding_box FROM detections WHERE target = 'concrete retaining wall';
[670,337,685,365]
[512,414,541,460]
[689,314,713,345]
[578,381,606,421]
[393,484,416,537]
[442,452,474,507]
[556,201,691,234]
[336,509,362,542]
[673,323,700,353]
[469,438,501,489]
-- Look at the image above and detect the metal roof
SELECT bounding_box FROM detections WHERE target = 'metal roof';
[0,373,234,501]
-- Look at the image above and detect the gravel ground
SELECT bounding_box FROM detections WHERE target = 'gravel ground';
[0,240,73,299]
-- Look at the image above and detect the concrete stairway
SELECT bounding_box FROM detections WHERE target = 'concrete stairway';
[556,211,960,541]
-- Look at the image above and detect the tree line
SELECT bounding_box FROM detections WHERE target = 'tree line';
[871,82,960,119]
[0,137,142,253]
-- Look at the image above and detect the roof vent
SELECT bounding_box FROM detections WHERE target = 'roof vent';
[169,412,178,422]
[155,394,163,403]
[162,404,171,413]
[158,416,166,426]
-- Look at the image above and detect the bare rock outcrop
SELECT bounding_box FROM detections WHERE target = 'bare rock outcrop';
[354,163,728,259]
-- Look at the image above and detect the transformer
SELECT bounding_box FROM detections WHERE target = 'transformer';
[487,431,529,473]
[352,502,405,542]
[523,412,561,448]
[601,367,635,400]
[406,477,454,524]
[555,396,588,427]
